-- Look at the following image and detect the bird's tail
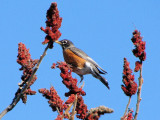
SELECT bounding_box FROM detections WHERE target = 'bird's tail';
[98,75,110,89]
[92,71,110,89]
[90,64,109,89]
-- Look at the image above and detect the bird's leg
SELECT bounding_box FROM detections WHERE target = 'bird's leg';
[79,75,84,83]
[78,75,84,87]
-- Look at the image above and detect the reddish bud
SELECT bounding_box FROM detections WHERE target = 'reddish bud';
[56,62,86,96]
[51,63,56,69]
[134,61,142,72]
[122,58,138,96]
[76,95,88,119]
[39,86,66,113]
[17,43,38,103]
[121,109,133,120]
[131,30,146,61]
[55,115,63,120]
[41,2,62,48]
[140,51,146,61]
[65,94,76,104]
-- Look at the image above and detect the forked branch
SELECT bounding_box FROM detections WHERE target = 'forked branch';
[0,45,49,119]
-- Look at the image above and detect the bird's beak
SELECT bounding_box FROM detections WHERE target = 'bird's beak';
[55,40,61,44]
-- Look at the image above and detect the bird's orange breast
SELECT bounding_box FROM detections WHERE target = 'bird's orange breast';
[63,49,86,69]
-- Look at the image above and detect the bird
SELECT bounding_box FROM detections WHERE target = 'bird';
[55,39,110,89]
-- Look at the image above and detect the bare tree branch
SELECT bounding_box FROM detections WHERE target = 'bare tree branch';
[134,63,143,120]
[70,94,77,120]
[121,96,131,119]
[0,45,49,119]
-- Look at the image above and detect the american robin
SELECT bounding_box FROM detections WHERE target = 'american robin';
[55,39,109,89]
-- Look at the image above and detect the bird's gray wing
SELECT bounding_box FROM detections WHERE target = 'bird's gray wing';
[68,47,107,74]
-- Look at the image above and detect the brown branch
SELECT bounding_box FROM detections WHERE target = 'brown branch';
[0,45,49,119]
[62,102,73,119]
[56,107,61,118]
[121,96,131,119]
[70,94,78,120]
[134,63,143,120]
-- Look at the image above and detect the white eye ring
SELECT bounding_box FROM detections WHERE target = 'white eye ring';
[63,40,67,44]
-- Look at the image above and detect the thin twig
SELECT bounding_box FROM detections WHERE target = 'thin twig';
[121,96,131,119]
[134,63,143,120]
[0,45,49,119]
[81,81,85,89]
[70,94,78,120]
[56,107,61,116]
[124,97,131,116]
[56,107,64,120]
[62,102,74,119]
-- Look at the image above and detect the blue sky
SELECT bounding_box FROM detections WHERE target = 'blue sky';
[0,0,160,120]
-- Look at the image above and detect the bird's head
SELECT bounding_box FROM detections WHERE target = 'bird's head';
[55,39,74,49]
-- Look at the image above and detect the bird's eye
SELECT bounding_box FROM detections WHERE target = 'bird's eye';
[63,40,67,44]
